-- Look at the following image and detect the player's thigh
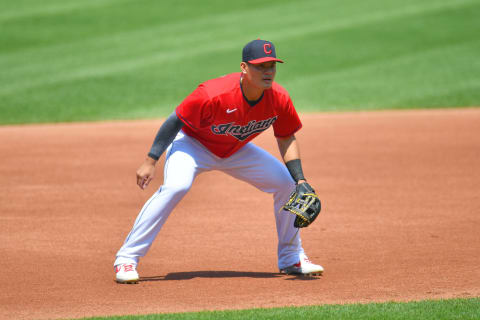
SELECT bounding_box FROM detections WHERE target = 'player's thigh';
[222,143,294,193]
[162,136,208,192]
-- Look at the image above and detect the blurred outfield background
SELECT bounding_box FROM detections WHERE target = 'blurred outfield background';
[0,0,479,124]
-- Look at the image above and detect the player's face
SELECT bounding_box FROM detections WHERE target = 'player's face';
[244,61,277,89]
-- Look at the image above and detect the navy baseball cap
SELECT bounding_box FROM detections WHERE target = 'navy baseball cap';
[242,39,284,64]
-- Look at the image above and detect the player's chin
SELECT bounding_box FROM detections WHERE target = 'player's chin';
[261,79,273,89]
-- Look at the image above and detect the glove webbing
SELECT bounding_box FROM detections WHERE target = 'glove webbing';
[284,193,318,221]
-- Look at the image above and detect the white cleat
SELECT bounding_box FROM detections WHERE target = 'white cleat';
[280,256,324,276]
[115,263,139,284]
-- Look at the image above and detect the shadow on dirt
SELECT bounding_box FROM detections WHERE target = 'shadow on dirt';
[140,270,322,281]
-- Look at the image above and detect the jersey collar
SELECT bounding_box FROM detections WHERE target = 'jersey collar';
[239,77,264,107]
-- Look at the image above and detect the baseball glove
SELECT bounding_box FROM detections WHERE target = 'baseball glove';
[282,182,321,228]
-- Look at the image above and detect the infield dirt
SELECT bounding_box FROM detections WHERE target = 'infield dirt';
[1,109,479,319]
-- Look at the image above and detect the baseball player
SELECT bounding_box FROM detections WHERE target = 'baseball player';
[114,39,324,283]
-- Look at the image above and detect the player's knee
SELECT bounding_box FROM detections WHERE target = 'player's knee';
[283,180,296,194]
[269,167,295,188]
[280,172,296,189]
[273,177,295,197]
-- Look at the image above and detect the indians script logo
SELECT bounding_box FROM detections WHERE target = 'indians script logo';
[211,116,277,141]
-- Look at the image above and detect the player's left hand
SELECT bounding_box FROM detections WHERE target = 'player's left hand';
[282,182,321,228]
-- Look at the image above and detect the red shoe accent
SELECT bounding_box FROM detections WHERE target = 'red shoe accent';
[124,264,135,272]
[293,262,301,267]
[116,264,135,273]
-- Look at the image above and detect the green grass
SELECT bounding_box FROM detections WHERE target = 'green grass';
[1,0,479,124]
[80,298,480,320]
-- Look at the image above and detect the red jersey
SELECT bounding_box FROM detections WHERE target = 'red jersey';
[175,72,302,158]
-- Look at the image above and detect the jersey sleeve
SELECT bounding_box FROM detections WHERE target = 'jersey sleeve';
[175,85,213,130]
[272,93,302,138]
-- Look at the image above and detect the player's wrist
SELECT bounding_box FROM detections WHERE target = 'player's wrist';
[285,159,306,183]
[145,155,158,165]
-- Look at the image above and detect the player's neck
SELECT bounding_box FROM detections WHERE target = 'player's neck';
[240,76,264,101]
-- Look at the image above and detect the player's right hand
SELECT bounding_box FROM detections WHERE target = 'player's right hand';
[136,157,157,189]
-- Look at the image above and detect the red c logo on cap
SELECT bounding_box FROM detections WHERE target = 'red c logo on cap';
[264,43,272,54]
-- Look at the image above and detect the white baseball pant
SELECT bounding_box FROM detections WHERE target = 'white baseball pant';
[114,131,305,269]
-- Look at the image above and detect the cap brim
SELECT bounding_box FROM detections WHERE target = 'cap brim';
[247,57,284,64]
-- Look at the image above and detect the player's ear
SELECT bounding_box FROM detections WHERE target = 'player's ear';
[240,62,248,74]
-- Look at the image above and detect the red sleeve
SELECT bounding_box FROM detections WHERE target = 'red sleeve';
[272,94,302,138]
[175,85,213,130]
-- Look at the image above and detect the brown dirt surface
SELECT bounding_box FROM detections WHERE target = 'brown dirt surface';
[1,108,479,320]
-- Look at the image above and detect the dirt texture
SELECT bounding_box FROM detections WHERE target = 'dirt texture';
[1,109,479,320]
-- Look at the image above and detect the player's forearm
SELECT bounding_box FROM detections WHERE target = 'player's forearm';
[276,135,306,183]
[147,112,184,161]
[276,135,298,161]
[285,159,306,183]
